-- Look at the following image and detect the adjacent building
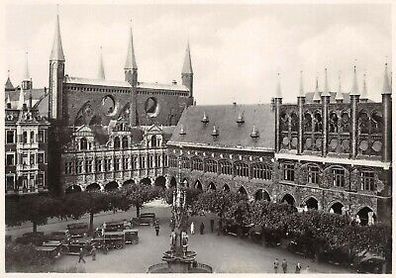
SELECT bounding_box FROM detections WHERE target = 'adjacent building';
[167,67,392,225]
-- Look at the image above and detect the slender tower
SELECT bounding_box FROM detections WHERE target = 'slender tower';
[274,73,283,153]
[321,68,331,157]
[124,22,138,87]
[350,65,360,159]
[48,12,65,121]
[98,46,105,80]
[382,63,392,163]
[22,52,32,90]
[181,42,193,98]
[297,70,305,155]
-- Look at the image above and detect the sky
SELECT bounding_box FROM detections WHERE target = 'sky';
[4,3,392,104]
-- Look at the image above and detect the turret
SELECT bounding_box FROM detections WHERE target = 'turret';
[181,42,193,98]
[22,52,32,90]
[382,63,392,163]
[335,72,344,103]
[48,12,65,120]
[350,65,360,159]
[98,46,105,80]
[321,68,331,157]
[360,73,368,102]
[297,70,305,155]
[124,22,138,87]
[274,73,283,153]
[5,70,14,91]
[312,75,321,103]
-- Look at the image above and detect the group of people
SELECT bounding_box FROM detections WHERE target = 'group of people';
[78,246,97,264]
[273,258,308,273]
[189,219,216,235]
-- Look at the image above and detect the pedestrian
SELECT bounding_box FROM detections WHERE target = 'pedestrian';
[78,248,86,263]
[103,244,108,255]
[295,262,302,273]
[273,258,279,273]
[200,222,205,234]
[305,265,310,273]
[210,219,215,233]
[91,246,96,261]
[190,221,195,235]
[281,258,287,273]
[155,221,160,236]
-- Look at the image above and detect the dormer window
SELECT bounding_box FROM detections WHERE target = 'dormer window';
[236,112,244,124]
[80,137,88,150]
[201,112,209,124]
[179,125,186,135]
[250,125,259,139]
[211,125,219,137]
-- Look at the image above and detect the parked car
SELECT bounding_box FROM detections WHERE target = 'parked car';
[47,230,71,243]
[131,212,156,226]
[35,246,60,260]
[67,223,88,236]
[103,231,125,249]
[61,238,92,255]
[124,229,139,244]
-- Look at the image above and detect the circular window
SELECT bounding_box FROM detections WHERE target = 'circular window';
[102,95,116,116]
[145,97,160,118]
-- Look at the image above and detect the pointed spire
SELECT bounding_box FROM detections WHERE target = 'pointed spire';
[124,20,137,70]
[350,65,360,96]
[298,70,305,97]
[275,73,282,98]
[335,71,344,102]
[361,73,368,100]
[382,63,391,95]
[49,10,65,61]
[18,86,25,110]
[312,75,321,102]
[5,70,14,90]
[182,42,193,74]
[23,52,30,80]
[98,46,105,80]
[322,68,331,97]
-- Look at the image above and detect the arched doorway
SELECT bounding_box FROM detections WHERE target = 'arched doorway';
[357,207,376,226]
[123,179,135,187]
[238,186,247,195]
[208,182,216,191]
[155,176,166,189]
[170,177,177,188]
[223,184,230,192]
[65,185,82,194]
[255,189,270,201]
[104,181,119,191]
[330,202,344,214]
[306,197,319,210]
[140,177,151,186]
[281,194,296,207]
[194,180,203,190]
[86,183,101,191]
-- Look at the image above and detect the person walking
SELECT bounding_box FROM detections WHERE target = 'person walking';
[190,221,195,235]
[91,246,97,261]
[273,258,279,273]
[210,219,215,233]
[295,262,302,273]
[281,258,288,273]
[78,248,86,263]
[200,222,205,235]
[155,221,160,236]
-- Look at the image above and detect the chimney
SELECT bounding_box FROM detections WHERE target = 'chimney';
[172,80,177,85]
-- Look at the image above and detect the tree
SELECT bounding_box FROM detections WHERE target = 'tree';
[192,190,245,232]
[162,187,202,214]
[6,195,64,233]
[122,183,162,217]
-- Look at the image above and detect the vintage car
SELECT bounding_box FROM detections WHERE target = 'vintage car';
[61,238,92,255]
[103,231,125,249]
[131,212,157,226]
[124,229,139,244]
[47,230,71,243]
[67,222,89,237]
[35,246,60,259]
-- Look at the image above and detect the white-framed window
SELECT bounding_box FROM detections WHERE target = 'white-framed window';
[219,160,233,175]
[123,157,129,170]
[308,165,320,184]
[332,168,345,187]
[283,164,295,181]
[114,158,120,171]
[65,161,74,174]
[30,153,35,165]
[76,160,83,174]
[95,158,102,172]
[234,161,249,177]
[360,171,375,191]
[85,159,93,173]
[252,163,272,180]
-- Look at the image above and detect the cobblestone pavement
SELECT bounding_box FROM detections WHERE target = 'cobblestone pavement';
[40,201,352,273]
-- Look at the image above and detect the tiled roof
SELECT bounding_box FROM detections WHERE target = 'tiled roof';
[65,76,131,88]
[5,77,14,90]
[169,104,275,151]
[7,88,46,102]
[137,82,189,92]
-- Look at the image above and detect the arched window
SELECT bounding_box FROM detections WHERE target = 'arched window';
[371,111,383,134]
[305,197,319,210]
[80,138,87,150]
[114,137,120,149]
[169,155,178,168]
[122,136,128,148]
[234,161,249,177]
[205,159,218,173]
[304,113,312,132]
[331,167,346,187]
[314,112,323,132]
[290,113,298,132]
[340,112,350,133]
[182,157,190,169]
[30,131,34,143]
[358,112,370,134]
[252,163,272,180]
[151,135,157,148]
[329,112,338,133]
[280,112,289,131]
[191,157,203,171]
[219,160,232,175]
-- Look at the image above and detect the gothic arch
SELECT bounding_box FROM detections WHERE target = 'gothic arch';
[155,176,166,189]
[255,189,271,201]
[328,201,344,214]
[356,206,376,226]
[140,177,152,185]
[86,183,101,191]
[223,184,230,192]
[194,180,203,190]
[281,193,296,207]
[303,196,319,210]
[104,181,119,191]
[208,182,216,191]
[170,176,177,188]
[238,186,248,195]
[65,184,82,194]
[123,179,135,187]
